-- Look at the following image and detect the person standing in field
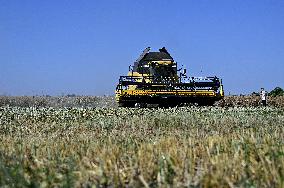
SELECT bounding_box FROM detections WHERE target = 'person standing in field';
[260,88,267,106]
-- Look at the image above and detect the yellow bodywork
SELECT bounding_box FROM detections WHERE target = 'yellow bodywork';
[115,89,221,103]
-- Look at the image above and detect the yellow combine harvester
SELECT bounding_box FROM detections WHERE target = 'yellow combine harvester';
[115,47,224,107]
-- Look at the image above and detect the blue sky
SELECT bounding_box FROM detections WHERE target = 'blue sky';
[0,0,283,95]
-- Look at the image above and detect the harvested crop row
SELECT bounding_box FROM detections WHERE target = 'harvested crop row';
[0,95,284,108]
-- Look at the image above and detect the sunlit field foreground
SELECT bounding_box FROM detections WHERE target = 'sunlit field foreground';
[0,106,283,187]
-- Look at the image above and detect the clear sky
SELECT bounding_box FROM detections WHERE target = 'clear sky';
[0,0,283,96]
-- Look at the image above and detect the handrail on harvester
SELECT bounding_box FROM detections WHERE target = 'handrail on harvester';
[117,75,222,92]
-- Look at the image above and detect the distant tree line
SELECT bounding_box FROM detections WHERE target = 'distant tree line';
[269,87,284,96]
[252,87,284,96]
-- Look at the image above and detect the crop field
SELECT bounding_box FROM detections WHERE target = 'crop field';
[0,96,284,187]
[0,95,284,108]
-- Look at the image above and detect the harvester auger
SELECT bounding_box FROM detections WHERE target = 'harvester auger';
[115,47,224,107]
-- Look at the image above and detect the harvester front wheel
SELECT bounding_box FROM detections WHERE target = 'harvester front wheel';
[198,101,215,106]
[118,102,135,108]
[134,103,147,108]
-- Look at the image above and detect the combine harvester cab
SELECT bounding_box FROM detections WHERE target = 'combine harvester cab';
[115,47,224,107]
